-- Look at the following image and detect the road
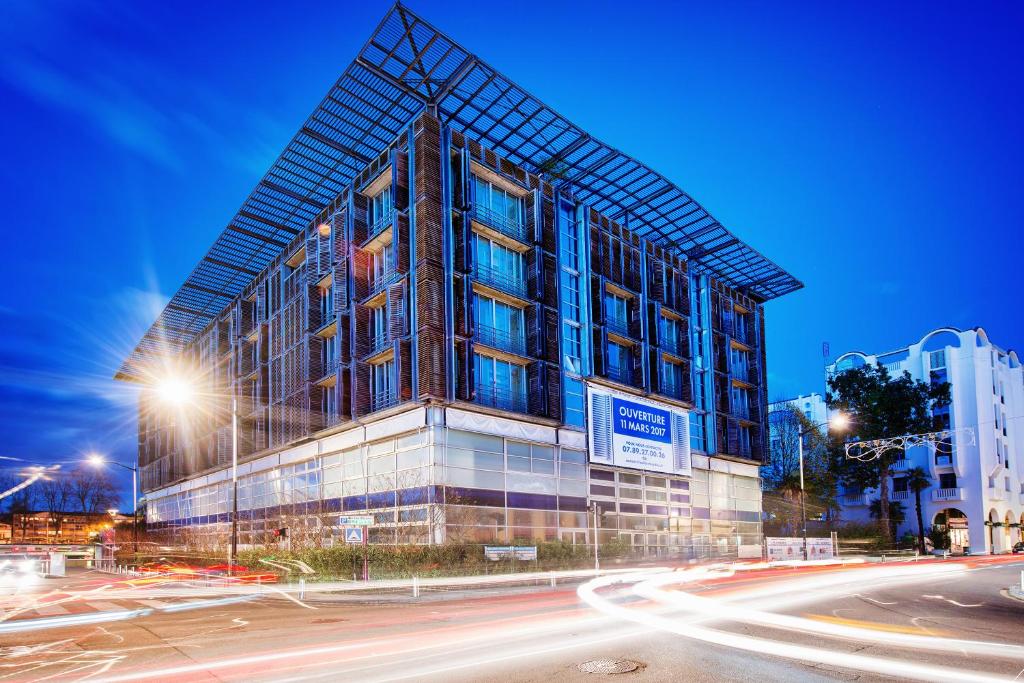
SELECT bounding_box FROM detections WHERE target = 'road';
[1,556,1022,682]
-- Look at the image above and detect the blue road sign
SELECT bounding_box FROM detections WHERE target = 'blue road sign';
[344,527,364,544]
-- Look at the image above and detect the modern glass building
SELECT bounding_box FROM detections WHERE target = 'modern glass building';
[117,5,801,558]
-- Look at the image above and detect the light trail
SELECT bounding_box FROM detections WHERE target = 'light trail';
[578,564,1020,682]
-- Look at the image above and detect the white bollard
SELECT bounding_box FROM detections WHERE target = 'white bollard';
[412,576,419,598]
[299,578,305,600]
[550,572,556,588]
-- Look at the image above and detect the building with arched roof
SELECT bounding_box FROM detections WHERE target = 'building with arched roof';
[827,327,1023,554]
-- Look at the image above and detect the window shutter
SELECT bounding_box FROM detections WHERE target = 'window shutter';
[649,348,661,394]
[353,305,370,359]
[526,247,542,300]
[544,307,560,364]
[527,361,546,415]
[352,361,370,417]
[396,339,413,402]
[352,193,369,245]
[352,248,370,302]
[393,150,409,213]
[590,276,605,325]
[525,302,543,358]
[387,282,407,338]
[592,327,606,376]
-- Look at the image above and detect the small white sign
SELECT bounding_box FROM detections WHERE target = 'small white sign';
[339,516,373,526]
[344,527,364,544]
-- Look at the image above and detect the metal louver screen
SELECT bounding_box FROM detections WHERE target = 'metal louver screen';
[589,391,612,464]
[672,412,692,475]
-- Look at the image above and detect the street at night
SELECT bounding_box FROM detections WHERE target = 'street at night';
[2,558,1023,682]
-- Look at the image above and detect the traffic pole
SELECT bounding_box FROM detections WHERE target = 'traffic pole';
[362,531,368,581]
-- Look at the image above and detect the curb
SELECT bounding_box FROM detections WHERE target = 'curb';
[1008,586,1024,602]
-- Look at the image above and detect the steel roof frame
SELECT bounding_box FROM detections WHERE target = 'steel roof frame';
[118,2,801,380]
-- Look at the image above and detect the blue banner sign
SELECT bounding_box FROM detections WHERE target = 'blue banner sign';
[587,385,691,476]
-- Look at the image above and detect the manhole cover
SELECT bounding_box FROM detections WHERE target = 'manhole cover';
[578,659,640,674]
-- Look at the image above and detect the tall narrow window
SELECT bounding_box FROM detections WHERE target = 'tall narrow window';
[606,292,628,334]
[473,294,525,355]
[371,360,395,411]
[473,353,526,412]
[472,233,525,297]
[473,176,525,239]
[369,186,393,234]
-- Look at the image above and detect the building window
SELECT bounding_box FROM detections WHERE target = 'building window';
[369,185,393,235]
[321,337,337,374]
[371,359,395,411]
[730,347,751,382]
[473,175,525,239]
[370,242,394,294]
[661,315,682,356]
[474,353,526,412]
[564,377,584,427]
[472,233,525,297]
[606,292,628,335]
[737,426,752,457]
[319,284,334,324]
[731,386,751,419]
[507,441,555,475]
[370,305,388,355]
[562,322,582,374]
[322,386,337,420]
[929,349,946,369]
[938,472,957,489]
[607,341,630,383]
[660,359,684,399]
[473,293,525,355]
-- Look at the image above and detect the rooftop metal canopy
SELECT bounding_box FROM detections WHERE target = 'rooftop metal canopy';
[117,1,802,381]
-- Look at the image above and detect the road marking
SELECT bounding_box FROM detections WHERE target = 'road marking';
[138,599,174,609]
[84,601,129,612]
[846,593,897,605]
[806,614,951,636]
[922,594,984,607]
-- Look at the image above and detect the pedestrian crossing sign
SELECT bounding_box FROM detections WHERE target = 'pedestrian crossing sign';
[344,527,364,544]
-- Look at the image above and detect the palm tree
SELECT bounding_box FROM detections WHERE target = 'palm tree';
[870,499,906,542]
[905,467,931,552]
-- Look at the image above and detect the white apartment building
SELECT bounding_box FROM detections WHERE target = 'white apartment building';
[830,327,1024,554]
[768,393,828,428]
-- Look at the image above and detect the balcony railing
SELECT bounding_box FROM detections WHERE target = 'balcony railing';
[932,487,963,502]
[607,364,631,385]
[730,364,754,384]
[935,454,953,466]
[475,323,526,356]
[472,205,529,243]
[889,490,910,502]
[371,389,397,412]
[842,493,870,506]
[474,384,527,413]
[732,325,752,346]
[318,357,340,381]
[661,334,686,358]
[732,403,751,420]
[474,263,527,299]
[368,209,394,241]
[369,332,390,357]
[987,487,1004,501]
[659,379,686,401]
[606,317,629,337]
[370,269,401,298]
[891,459,910,471]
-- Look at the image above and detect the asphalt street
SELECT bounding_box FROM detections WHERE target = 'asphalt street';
[1,557,1022,682]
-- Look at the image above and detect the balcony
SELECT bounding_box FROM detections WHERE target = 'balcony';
[730,365,755,385]
[661,334,686,358]
[371,389,397,412]
[606,316,630,338]
[368,209,394,241]
[889,490,911,502]
[370,269,401,298]
[607,363,631,385]
[935,454,953,466]
[475,324,526,356]
[474,263,527,299]
[317,357,340,383]
[474,384,527,413]
[732,325,752,346]
[841,493,870,507]
[932,487,964,502]
[369,333,391,357]
[472,205,529,243]
[891,459,910,471]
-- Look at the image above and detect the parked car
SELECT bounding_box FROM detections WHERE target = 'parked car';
[1012,541,1024,554]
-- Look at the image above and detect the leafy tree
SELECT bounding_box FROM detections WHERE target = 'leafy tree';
[763,402,837,531]
[39,475,74,538]
[828,364,950,543]
[906,467,931,552]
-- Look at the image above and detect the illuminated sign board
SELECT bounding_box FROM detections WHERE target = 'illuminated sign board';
[587,385,691,476]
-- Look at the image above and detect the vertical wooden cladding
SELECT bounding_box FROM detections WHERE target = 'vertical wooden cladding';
[353,304,370,359]
[352,193,369,246]
[395,339,413,402]
[386,281,408,339]
[351,247,370,302]
[453,275,472,338]
[413,114,447,401]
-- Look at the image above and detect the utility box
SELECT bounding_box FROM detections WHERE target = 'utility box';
[47,552,66,577]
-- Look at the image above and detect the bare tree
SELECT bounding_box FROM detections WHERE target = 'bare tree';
[70,467,120,514]
[39,476,74,539]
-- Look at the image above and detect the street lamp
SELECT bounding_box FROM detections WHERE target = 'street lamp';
[798,413,849,561]
[88,454,138,550]
[152,376,240,572]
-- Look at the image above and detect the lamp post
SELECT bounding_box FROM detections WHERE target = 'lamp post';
[152,378,239,572]
[797,413,849,560]
[88,454,137,549]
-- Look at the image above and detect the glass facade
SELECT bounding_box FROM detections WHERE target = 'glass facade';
[148,424,761,555]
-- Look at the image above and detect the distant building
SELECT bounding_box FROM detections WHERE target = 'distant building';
[0,522,10,543]
[830,327,1023,554]
[6,511,130,545]
[769,393,828,428]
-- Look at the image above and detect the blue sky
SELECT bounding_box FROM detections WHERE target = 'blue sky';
[1,1,1021,500]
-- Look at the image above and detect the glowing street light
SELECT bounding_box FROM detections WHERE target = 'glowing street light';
[828,412,850,433]
[153,375,240,573]
[88,454,138,549]
[156,378,194,406]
